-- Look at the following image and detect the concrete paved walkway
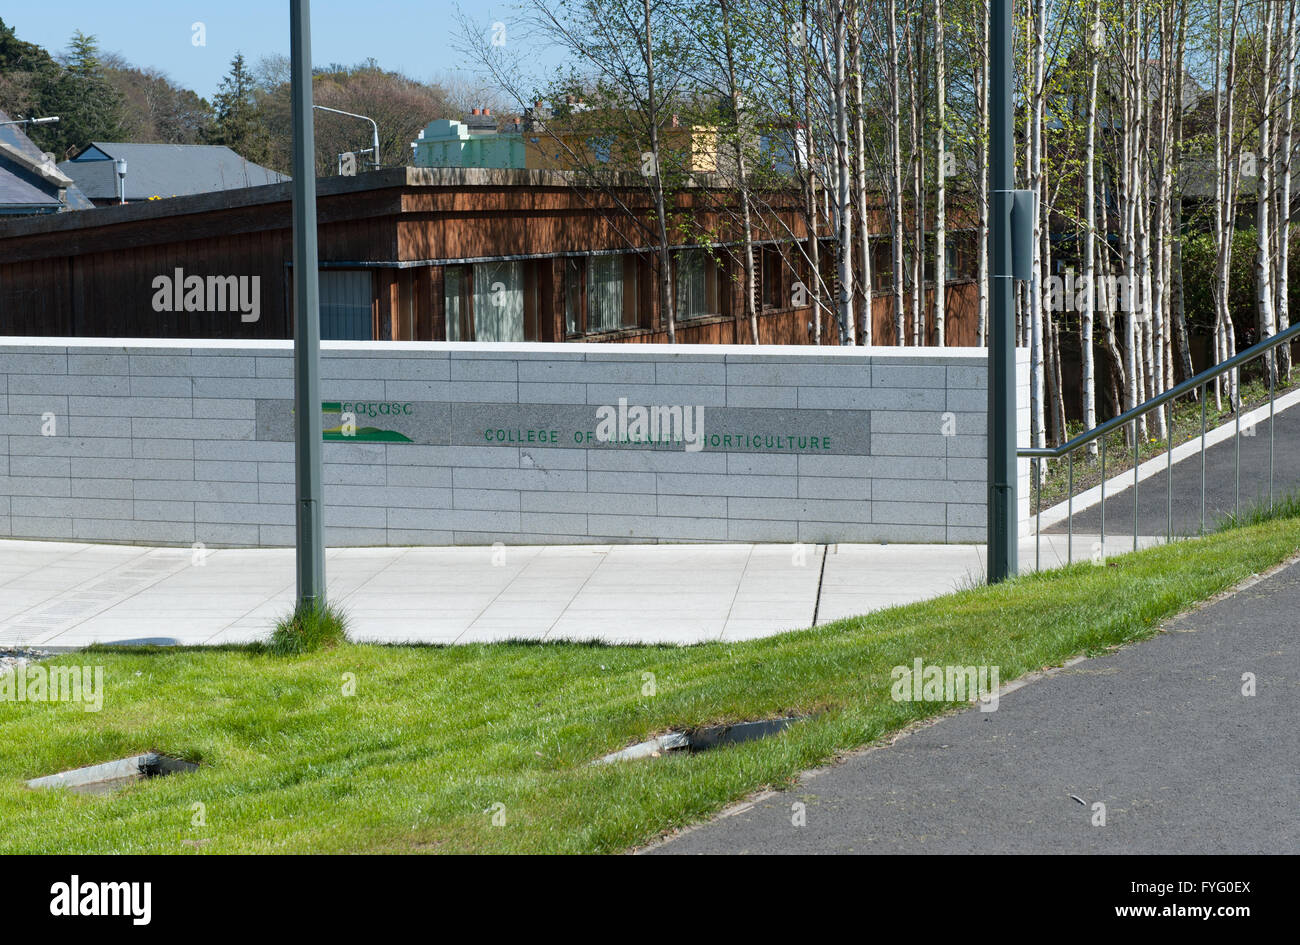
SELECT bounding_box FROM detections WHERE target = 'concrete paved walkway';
[652,555,1300,854]
[0,534,1159,649]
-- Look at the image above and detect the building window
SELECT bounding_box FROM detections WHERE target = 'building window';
[761,246,783,310]
[674,248,721,320]
[445,260,538,341]
[318,270,373,340]
[563,254,640,335]
[588,136,613,164]
[871,241,892,292]
[956,230,978,280]
[565,257,583,335]
[473,260,526,341]
[587,255,638,332]
[445,265,471,341]
[791,252,811,308]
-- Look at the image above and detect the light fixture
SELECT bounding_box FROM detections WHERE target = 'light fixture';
[0,115,60,128]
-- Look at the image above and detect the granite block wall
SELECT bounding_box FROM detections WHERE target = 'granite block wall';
[0,339,1031,546]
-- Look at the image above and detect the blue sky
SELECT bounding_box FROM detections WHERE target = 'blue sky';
[5,1,557,98]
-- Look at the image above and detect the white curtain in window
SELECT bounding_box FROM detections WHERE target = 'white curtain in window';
[445,267,464,341]
[587,256,625,332]
[565,258,582,335]
[473,261,525,342]
[675,250,708,319]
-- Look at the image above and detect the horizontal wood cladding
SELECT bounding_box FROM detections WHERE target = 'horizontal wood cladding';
[571,280,979,348]
[867,283,980,348]
[395,186,807,261]
[602,282,981,347]
[0,180,408,258]
[0,167,974,346]
[592,307,825,345]
[48,230,292,338]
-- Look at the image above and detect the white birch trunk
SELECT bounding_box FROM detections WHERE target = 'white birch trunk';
[1258,0,1279,387]
[833,0,855,344]
[851,8,872,345]
[1082,0,1100,453]
[934,0,946,347]
[1278,0,1297,377]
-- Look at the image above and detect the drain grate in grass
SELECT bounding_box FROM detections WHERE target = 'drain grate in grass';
[595,716,810,764]
[27,754,198,796]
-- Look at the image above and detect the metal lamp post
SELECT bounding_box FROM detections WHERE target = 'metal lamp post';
[987,0,1020,583]
[313,105,380,170]
[290,0,326,609]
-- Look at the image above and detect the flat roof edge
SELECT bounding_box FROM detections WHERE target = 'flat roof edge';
[0,336,996,359]
[0,166,802,241]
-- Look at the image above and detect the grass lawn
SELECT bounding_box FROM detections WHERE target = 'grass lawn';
[2,517,1299,854]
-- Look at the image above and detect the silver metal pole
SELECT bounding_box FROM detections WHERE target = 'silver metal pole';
[1100,437,1106,556]
[1235,364,1241,520]
[1034,456,1041,572]
[1201,385,1207,533]
[1269,366,1275,508]
[1166,404,1172,541]
[1133,420,1139,552]
[291,0,326,608]
[1067,452,1074,564]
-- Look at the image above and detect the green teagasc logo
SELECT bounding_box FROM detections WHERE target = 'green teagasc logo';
[321,401,415,442]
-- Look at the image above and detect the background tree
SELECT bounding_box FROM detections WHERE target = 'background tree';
[0,27,126,158]
[205,52,272,166]
[103,55,214,144]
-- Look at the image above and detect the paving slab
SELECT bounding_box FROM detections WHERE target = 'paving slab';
[0,534,1162,649]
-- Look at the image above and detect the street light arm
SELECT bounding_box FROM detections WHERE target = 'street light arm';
[0,116,59,128]
[312,105,380,168]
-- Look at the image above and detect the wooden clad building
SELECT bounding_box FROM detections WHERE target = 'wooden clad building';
[0,166,979,346]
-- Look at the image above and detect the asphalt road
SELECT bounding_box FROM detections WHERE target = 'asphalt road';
[1043,399,1300,537]
[652,558,1300,854]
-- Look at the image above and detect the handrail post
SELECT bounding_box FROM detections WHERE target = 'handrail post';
[1235,364,1241,520]
[1270,366,1276,509]
[1100,437,1106,556]
[1133,419,1139,553]
[1166,403,1172,542]
[1067,453,1074,565]
[1200,384,1207,534]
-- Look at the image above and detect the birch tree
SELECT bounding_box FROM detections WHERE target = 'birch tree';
[934,0,947,347]
[1081,0,1101,453]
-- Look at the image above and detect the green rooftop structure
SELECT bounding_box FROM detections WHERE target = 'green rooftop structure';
[413,113,525,170]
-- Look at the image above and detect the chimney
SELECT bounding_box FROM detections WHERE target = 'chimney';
[483,108,491,117]
[471,107,480,115]
[671,113,680,128]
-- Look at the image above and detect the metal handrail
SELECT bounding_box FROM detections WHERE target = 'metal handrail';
[1016,319,1298,570]
[1019,320,1300,459]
